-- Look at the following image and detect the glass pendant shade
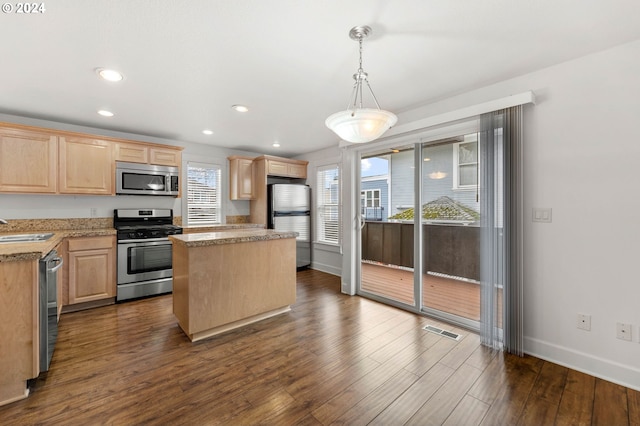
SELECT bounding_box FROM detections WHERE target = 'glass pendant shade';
[326,26,397,144]
[325,108,398,143]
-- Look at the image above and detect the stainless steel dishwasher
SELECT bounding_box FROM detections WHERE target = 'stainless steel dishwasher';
[39,249,63,372]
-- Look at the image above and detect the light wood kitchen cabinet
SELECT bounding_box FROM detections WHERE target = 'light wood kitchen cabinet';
[59,136,114,195]
[0,126,58,193]
[115,142,181,167]
[149,147,181,167]
[67,236,116,305]
[0,259,38,405]
[265,157,308,178]
[228,156,255,200]
[114,142,149,164]
[249,156,308,224]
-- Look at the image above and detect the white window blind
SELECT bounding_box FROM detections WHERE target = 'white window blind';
[187,162,221,226]
[316,165,340,245]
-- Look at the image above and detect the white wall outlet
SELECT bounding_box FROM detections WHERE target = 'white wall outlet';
[616,323,632,341]
[577,314,591,331]
[90,208,97,217]
[532,208,552,223]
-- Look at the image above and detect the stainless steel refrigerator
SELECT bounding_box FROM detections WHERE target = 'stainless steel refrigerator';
[268,184,311,268]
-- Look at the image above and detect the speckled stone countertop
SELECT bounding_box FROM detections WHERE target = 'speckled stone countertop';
[0,228,116,262]
[180,224,264,233]
[169,229,298,247]
[0,218,116,262]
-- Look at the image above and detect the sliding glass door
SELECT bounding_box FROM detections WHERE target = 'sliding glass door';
[420,135,481,328]
[357,131,487,330]
[359,148,416,307]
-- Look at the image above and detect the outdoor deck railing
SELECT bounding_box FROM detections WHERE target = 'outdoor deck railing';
[361,221,480,282]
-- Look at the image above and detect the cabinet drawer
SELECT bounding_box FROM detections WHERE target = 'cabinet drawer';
[68,236,114,252]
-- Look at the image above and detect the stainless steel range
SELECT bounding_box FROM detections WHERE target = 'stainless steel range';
[114,208,182,301]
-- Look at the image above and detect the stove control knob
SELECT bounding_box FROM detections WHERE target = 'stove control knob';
[137,232,145,238]
[128,232,137,239]
[150,230,160,237]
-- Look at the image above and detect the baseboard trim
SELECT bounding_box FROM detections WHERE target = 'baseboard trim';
[524,337,640,391]
[310,261,341,277]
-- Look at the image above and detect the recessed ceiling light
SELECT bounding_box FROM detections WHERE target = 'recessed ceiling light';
[232,105,249,113]
[391,149,400,153]
[96,68,124,82]
[97,110,114,117]
[423,157,431,162]
[202,129,214,135]
[272,142,280,148]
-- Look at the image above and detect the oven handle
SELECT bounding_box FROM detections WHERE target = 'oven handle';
[117,238,172,244]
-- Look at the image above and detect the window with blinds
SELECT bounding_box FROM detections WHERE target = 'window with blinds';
[316,165,340,245]
[187,162,221,226]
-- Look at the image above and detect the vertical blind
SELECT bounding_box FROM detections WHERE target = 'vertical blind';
[479,106,524,355]
[316,165,341,244]
[187,162,221,226]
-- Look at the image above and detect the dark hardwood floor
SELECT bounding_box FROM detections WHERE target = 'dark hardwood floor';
[1,269,638,425]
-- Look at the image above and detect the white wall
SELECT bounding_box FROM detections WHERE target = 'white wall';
[296,146,343,276]
[0,113,259,222]
[306,39,640,389]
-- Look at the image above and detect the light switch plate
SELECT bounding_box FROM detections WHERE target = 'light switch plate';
[532,208,552,223]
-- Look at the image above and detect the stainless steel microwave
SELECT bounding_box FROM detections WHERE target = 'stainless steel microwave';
[116,161,180,196]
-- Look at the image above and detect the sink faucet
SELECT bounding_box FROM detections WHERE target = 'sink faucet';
[0,218,8,224]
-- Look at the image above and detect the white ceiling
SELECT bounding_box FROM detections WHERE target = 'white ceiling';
[2,1,639,157]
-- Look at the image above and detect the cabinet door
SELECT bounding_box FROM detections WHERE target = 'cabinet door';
[229,157,254,200]
[287,163,307,178]
[67,236,115,304]
[0,127,57,193]
[150,147,181,166]
[59,137,113,195]
[114,142,148,164]
[266,160,288,176]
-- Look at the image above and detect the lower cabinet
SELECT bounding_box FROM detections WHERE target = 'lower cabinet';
[67,236,116,305]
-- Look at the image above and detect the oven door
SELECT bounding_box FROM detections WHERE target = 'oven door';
[117,239,173,285]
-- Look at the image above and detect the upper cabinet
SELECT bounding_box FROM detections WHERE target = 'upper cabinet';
[0,122,183,196]
[263,156,308,179]
[0,127,58,193]
[115,142,182,167]
[114,142,149,164]
[149,147,181,167]
[228,156,255,200]
[59,136,114,195]
[249,156,309,225]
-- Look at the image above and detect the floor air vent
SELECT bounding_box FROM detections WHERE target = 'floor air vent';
[423,325,461,341]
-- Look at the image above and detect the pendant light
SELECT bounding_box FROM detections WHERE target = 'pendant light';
[325,26,397,143]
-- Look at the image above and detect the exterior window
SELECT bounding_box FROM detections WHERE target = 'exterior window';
[454,137,479,189]
[187,162,221,226]
[361,189,381,208]
[316,165,340,245]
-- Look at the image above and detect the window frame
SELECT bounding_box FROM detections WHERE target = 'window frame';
[185,161,222,227]
[316,164,341,246]
[453,138,479,190]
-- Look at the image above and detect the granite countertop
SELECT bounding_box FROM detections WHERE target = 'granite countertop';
[169,229,298,247]
[0,228,116,262]
[180,223,264,233]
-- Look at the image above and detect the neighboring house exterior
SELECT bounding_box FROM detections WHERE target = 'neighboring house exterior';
[361,175,388,221]
[382,134,481,222]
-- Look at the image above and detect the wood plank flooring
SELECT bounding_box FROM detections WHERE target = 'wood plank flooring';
[1,269,638,425]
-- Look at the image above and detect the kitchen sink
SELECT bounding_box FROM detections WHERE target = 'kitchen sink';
[0,233,54,243]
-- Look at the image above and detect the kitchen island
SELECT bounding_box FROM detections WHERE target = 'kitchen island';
[169,229,298,342]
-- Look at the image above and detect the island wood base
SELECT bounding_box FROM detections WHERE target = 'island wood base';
[180,306,291,342]
[170,232,297,342]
